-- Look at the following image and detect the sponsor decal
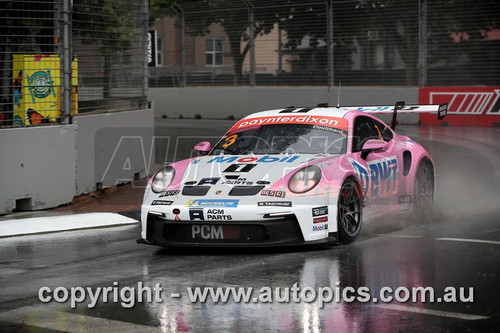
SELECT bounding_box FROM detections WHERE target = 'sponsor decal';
[398,195,412,204]
[174,215,181,221]
[348,156,398,198]
[313,125,347,136]
[428,89,500,115]
[189,208,204,220]
[191,225,239,240]
[257,201,292,207]
[356,106,391,112]
[189,208,233,221]
[206,155,300,164]
[420,87,500,126]
[223,164,258,173]
[186,199,239,208]
[223,177,254,185]
[260,190,286,198]
[312,206,328,217]
[159,190,180,197]
[438,104,447,119]
[197,177,221,186]
[228,115,347,132]
[313,216,328,224]
[312,224,328,231]
[151,200,173,206]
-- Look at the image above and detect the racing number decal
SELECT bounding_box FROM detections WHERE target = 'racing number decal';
[222,134,238,148]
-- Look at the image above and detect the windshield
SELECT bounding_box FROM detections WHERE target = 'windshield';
[211,124,347,155]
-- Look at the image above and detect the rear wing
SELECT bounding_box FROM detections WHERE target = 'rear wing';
[356,101,447,130]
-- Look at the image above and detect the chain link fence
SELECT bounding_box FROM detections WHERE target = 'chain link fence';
[149,0,500,88]
[0,0,148,128]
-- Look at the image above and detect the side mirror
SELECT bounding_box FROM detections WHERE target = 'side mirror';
[361,139,388,160]
[194,141,211,156]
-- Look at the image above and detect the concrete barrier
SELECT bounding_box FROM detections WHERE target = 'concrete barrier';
[73,108,155,195]
[0,107,154,215]
[149,86,420,124]
[0,125,77,214]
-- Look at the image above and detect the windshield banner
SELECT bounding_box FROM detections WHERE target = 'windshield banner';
[229,115,348,133]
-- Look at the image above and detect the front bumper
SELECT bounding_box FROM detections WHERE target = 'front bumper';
[137,212,337,247]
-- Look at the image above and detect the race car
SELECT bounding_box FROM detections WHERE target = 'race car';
[138,101,447,247]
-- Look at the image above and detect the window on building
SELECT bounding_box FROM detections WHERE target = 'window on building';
[205,38,224,66]
[156,36,163,66]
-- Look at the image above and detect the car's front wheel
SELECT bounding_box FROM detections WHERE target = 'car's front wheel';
[337,178,363,244]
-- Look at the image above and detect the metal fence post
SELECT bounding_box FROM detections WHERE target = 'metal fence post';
[277,22,282,74]
[418,0,428,87]
[243,0,256,86]
[172,3,186,87]
[62,0,72,124]
[143,0,149,97]
[327,0,334,87]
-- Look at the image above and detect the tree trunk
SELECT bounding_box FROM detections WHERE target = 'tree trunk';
[394,28,419,86]
[228,33,244,85]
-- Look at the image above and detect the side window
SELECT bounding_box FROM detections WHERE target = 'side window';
[353,116,379,152]
[373,119,393,142]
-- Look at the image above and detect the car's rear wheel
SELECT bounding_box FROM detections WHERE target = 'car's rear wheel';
[413,160,435,220]
[337,178,363,244]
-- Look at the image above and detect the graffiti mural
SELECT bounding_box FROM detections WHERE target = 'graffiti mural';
[12,54,78,126]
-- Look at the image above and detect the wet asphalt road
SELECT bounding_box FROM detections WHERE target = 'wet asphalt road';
[0,122,499,332]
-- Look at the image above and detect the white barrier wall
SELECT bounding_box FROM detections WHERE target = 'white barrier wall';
[149,86,420,124]
[0,125,77,214]
[73,108,155,195]
[0,107,154,215]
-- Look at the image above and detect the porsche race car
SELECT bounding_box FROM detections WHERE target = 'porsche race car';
[138,102,447,247]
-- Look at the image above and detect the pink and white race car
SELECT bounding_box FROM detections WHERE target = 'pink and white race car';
[138,102,447,247]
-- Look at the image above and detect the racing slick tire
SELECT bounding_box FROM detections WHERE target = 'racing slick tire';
[337,177,363,244]
[412,159,435,223]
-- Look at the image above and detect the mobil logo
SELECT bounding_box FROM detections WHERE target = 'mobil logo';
[206,155,300,164]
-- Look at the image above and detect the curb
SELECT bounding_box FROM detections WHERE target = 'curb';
[0,212,140,238]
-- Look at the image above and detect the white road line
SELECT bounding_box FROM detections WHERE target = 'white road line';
[0,213,139,238]
[0,267,27,278]
[380,235,500,245]
[436,237,500,245]
[0,306,158,332]
[379,234,423,239]
[372,304,489,321]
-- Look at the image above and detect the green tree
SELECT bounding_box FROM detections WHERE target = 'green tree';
[352,0,500,85]
[277,1,360,74]
[0,0,55,116]
[151,0,278,84]
[73,0,137,98]
[152,0,499,86]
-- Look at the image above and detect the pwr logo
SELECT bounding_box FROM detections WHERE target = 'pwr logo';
[429,89,500,115]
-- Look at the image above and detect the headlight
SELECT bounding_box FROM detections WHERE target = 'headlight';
[288,165,322,194]
[151,166,175,193]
